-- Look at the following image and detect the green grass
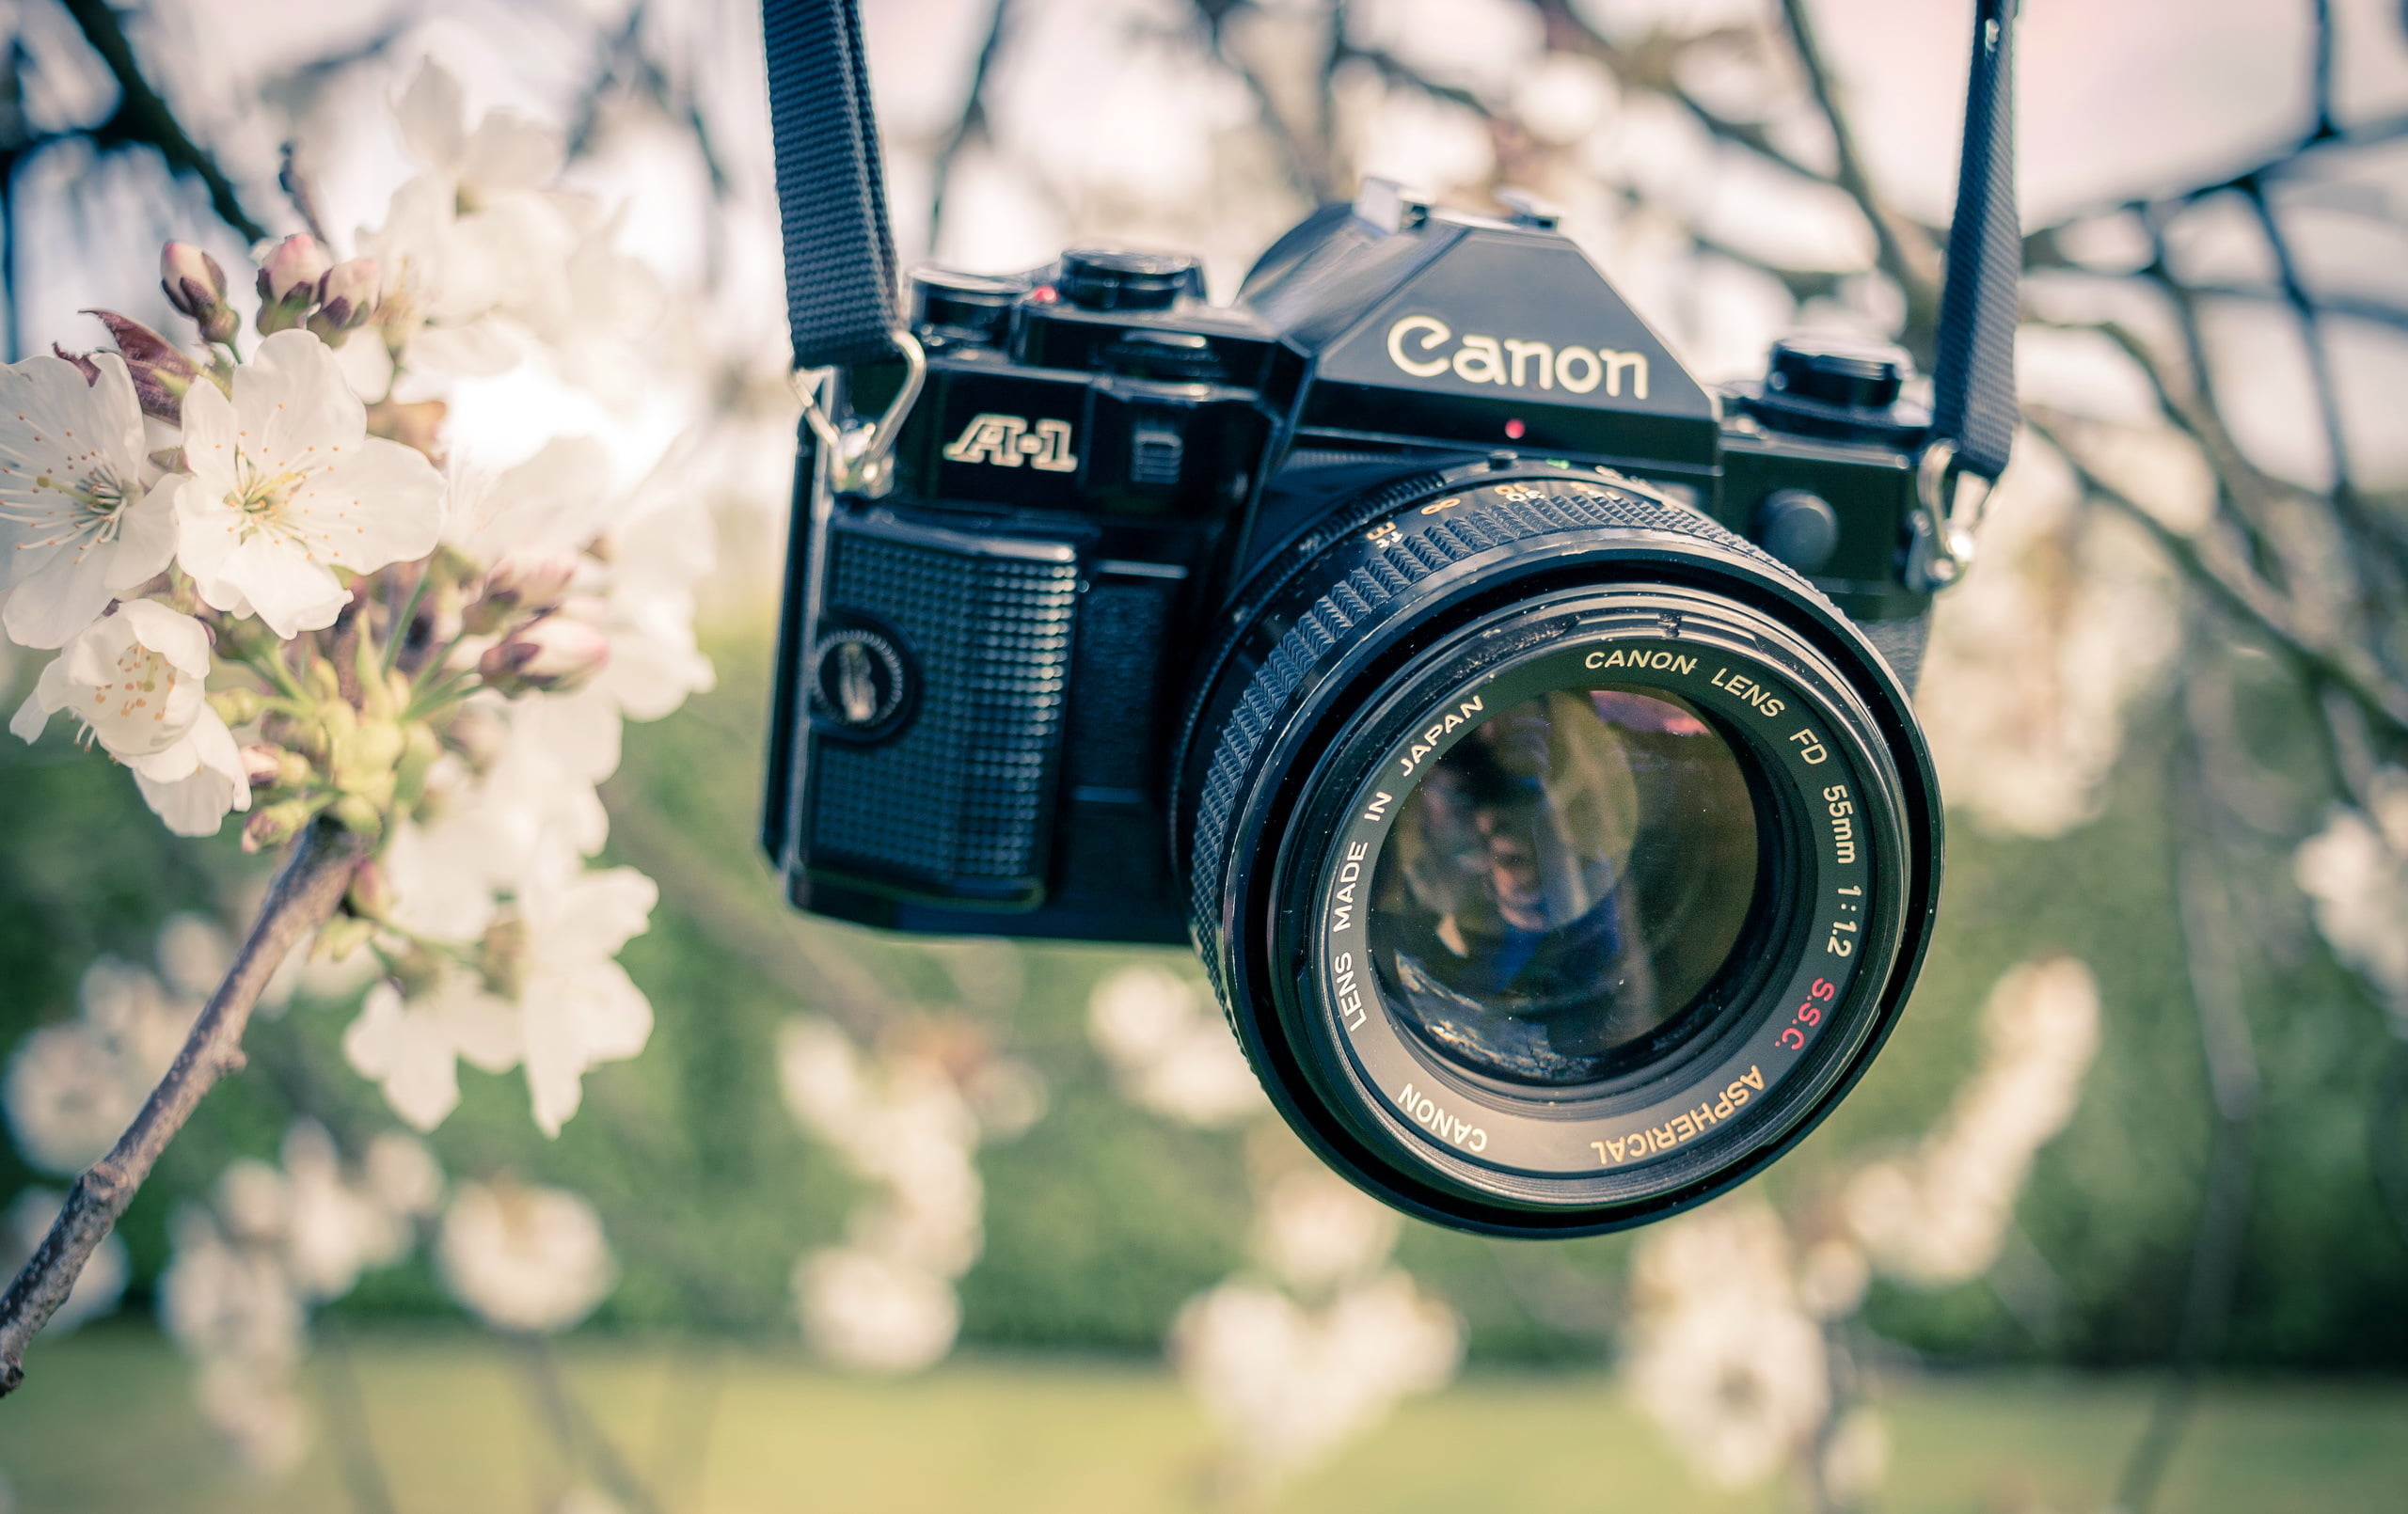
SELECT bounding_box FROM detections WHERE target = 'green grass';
[1,1328,2402,1513]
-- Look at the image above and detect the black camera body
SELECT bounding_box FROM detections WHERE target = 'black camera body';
[764,182,1936,949]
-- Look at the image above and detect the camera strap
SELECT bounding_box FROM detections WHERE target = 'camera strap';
[761,0,923,491]
[1909,0,2019,591]
[1930,0,2018,484]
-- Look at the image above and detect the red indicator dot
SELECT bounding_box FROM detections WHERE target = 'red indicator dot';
[1503,418,1527,439]
[1030,284,1059,303]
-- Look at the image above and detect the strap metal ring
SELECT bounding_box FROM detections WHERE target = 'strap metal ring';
[790,327,927,498]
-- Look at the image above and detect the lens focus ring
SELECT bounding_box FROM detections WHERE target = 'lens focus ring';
[1185,475,1811,972]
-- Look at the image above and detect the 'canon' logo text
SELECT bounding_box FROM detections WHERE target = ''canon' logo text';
[1385,315,1650,399]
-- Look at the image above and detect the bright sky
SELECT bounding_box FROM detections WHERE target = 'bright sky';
[14,0,2408,484]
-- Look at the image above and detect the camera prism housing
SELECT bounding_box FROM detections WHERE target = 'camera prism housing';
[764,181,1944,1236]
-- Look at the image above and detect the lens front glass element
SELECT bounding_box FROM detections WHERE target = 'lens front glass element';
[1366,687,1760,1086]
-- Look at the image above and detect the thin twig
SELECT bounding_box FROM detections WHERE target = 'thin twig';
[56,0,268,243]
[596,789,896,1041]
[511,1333,667,1514]
[2111,619,2263,1514]
[929,0,1015,244]
[2239,175,2408,580]
[2372,1045,2408,1257]
[313,1310,402,1514]
[2028,414,2408,743]
[0,819,367,1395]
[1773,0,1940,330]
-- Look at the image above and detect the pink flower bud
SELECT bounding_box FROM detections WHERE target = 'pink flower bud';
[309,258,381,338]
[241,743,287,789]
[477,609,611,695]
[243,798,314,854]
[257,235,333,302]
[347,859,395,921]
[465,551,580,632]
[160,242,237,343]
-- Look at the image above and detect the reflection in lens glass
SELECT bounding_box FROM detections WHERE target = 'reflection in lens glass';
[1366,687,1760,1085]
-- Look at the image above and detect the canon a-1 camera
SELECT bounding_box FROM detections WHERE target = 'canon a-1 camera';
[758,171,1966,1238]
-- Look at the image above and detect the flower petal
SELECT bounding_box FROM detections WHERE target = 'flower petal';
[459,112,563,197]
[345,984,465,1132]
[189,533,350,638]
[8,656,69,741]
[395,60,467,175]
[286,438,444,573]
[239,330,367,465]
[115,599,214,676]
[0,544,119,648]
[103,477,181,591]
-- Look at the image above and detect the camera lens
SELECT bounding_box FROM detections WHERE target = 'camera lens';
[1175,466,1939,1238]
[1368,687,1760,1087]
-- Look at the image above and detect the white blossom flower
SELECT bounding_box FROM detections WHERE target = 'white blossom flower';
[777,1019,1006,1374]
[380,699,613,942]
[779,1020,987,1280]
[362,1130,446,1219]
[9,601,251,835]
[1249,1167,1400,1297]
[162,1199,311,1476]
[1171,1270,1462,1484]
[2295,769,2408,1026]
[161,1205,307,1371]
[1821,1408,1892,1507]
[795,1247,962,1375]
[194,1357,309,1477]
[1918,445,2179,837]
[437,1180,615,1333]
[1624,1289,1829,1488]
[343,973,520,1132]
[172,329,443,638]
[394,57,659,400]
[278,1121,412,1300]
[3,1188,126,1332]
[514,866,657,1136]
[1622,1196,1831,1488]
[3,955,197,1174]
[394,57,563,213]
[153,911,231,1001]
[3,1020,137,1175]
[82,952,201,1086]
[347,860,653,1136]
[450,440,715,750]
[361,61,657,392]
[1087,964,1266,1128]
[1844,956,2100,1286]
[0,353,177,649]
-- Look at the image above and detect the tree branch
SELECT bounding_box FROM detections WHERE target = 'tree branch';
[2030,412,2408,742]
[2112,628,2264,1514]
[929,0,1015,247]
[512,1333,665,1514]
[1773,0,1940,334]
[57,0,267,243]
[0,819,365,1396]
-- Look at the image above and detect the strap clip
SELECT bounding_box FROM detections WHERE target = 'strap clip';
[791,328,927,498]
[1905,438,1994,593]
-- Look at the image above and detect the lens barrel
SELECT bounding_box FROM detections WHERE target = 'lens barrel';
[1175,465,1940,1238]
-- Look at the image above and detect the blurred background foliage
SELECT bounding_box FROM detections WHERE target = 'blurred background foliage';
[7,620,2400,1369]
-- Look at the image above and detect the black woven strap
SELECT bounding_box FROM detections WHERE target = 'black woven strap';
[1929,0,2020,482]
[763,0,901,371]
